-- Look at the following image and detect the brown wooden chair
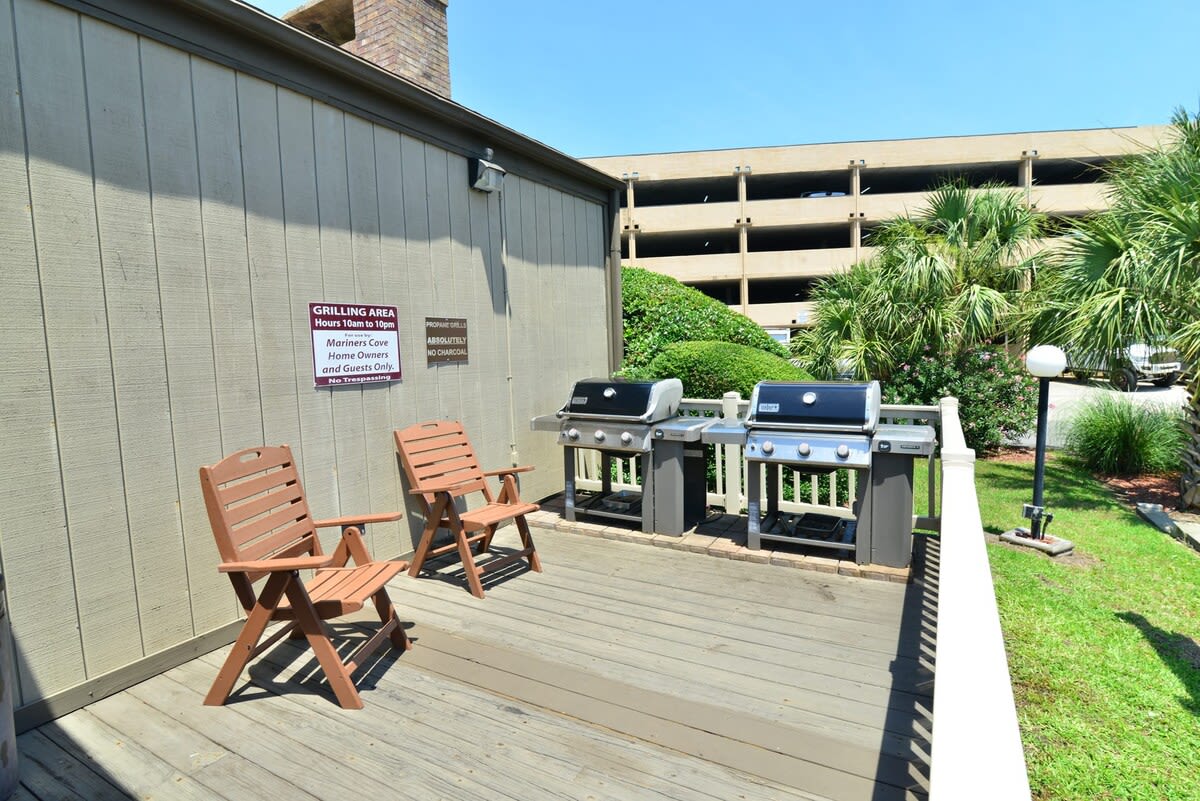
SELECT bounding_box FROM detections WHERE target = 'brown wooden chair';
[198,444,410,709]
[394,421,542,598]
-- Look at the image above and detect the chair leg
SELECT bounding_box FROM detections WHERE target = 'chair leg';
[454,528,486,599]
[285,581,364,710]
[443,502,485,598]
[408,499,446,579]
[372,587,410,650]
[516,515,542,572]
[205,571,290,706]
[478,523,498,553]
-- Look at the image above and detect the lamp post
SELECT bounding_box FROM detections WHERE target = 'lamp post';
[1024,345,1066,539]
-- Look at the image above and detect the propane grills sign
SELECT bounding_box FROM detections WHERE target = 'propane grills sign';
[309,302,402,386]
[425,317,469,365]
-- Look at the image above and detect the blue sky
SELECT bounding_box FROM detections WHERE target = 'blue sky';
[252,0,1200,158]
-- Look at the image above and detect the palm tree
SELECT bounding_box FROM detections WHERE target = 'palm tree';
[1025,109,1200,506]
[793,181,1044,380]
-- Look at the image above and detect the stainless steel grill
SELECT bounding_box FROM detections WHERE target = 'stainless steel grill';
[550,376,683,453]
[742,381,879,555]
[532,378,699,533]
[706,380,936,567]
[744,380,881,473]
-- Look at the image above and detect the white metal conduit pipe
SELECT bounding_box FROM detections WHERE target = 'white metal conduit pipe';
[928,397,1032,800]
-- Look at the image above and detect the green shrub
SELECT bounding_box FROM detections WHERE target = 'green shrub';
[642,340,812,399]
[883,347,1037,454]
[1064,395,1186,475]
[621,267,788,371]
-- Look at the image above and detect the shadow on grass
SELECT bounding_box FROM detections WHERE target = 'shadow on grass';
[1116,611,1200,717]
[978,458,1127,513]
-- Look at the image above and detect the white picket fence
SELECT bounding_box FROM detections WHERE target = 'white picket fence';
[571,392,941,527]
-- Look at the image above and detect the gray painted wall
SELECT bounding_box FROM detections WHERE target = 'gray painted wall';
[0,0,610,717]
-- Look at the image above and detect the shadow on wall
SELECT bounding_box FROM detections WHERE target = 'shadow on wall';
[1,0,607,733]
[5,632,133,799]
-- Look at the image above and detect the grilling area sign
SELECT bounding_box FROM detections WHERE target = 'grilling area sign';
[425,317,469,365]
[309,303,402,386]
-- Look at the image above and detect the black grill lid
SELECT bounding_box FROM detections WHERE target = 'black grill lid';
[557,377,682,422]
[747,381,881,432]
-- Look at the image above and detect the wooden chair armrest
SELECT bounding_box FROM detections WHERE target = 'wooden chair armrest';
[410,481,466,495]
[218,554,334,573]
[482,465,535,477]
[313,511,405,529]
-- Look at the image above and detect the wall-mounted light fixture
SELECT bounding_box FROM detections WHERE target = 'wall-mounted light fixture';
[469,147,505,193]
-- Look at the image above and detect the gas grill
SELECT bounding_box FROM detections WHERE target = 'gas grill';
[744,380,880,471]
[531,378,704,533]
[706,380,936,567]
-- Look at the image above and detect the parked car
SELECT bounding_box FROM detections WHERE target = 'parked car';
[1067,342,1182,392]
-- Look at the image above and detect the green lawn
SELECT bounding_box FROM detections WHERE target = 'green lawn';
[970,455,1200,800]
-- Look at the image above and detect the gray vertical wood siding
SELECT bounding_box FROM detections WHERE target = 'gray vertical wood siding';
[0,0,612,717]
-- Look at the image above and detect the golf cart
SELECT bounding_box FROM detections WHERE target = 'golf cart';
[1067,343,1182,392]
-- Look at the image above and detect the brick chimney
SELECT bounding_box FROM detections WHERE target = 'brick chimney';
[283,0,451,98]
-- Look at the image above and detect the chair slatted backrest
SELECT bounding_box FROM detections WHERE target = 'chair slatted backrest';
[394,421,493,512]
[199,445,322,608]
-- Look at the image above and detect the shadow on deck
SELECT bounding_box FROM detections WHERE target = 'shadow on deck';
[15,525,937,801]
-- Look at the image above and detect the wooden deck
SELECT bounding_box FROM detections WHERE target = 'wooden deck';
[14,522,936,801]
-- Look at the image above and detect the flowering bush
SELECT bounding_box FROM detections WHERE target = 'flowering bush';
[883,347,1038,454]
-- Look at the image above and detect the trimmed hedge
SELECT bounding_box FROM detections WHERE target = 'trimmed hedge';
[641,340,812,399]
[621,267,788,371]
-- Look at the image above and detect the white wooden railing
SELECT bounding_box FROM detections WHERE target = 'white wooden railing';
[573,392,941,526]
[928,397,1031,799]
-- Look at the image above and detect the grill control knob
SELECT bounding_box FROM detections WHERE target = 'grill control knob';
[620,432,634,446]
[594,429,606,443]
[603,387,617,399]
[566,427,580,441]
[798,442,811,457]
[836,444,850,459]
[762,440,775,455]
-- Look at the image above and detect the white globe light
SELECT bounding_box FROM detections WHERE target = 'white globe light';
[1026,345,1067,378]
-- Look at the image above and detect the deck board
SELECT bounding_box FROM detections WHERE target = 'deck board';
[126,668,402,800]
[397,582,924,740]
[15,730,126,801]
[195,640,801,801]
[37,710,216,800]
[396,532,933,788]
[433,557,930,688]
[405,624,900,798]
[18,528,935,801]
